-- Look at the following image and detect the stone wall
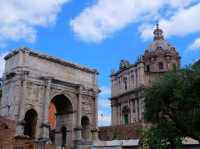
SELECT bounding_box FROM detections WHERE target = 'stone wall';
[98,123,142,141]
[0,116,56,149]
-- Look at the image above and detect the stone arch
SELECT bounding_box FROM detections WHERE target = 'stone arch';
[24,109,38,138]
[81,116,91,140]
[49,92,76,111]
[48,94,73,146]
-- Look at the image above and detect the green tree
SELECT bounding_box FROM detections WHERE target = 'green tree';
[144,64,200,147]
[142,124,182,149]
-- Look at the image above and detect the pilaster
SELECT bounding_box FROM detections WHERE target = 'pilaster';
[40,77,52,140]
[16,71,29,136]
[74,85,82,141]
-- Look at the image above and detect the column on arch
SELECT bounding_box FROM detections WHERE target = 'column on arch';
[74,85,82,141]
[40,77,52,140]
[16,71,29,136]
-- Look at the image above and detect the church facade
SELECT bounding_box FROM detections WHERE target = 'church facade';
[110,25,180,125]
[0,47,99,148]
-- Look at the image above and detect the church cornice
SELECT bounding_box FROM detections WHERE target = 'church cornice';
[110,85,145,101]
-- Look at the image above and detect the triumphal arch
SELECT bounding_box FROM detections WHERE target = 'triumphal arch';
[0,47,99,148]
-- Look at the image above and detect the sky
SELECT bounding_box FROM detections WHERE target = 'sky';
[0,0,200,126]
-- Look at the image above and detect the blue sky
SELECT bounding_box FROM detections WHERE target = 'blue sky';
[0,0,200,126]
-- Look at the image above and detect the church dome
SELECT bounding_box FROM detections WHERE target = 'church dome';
[146,24,175,52]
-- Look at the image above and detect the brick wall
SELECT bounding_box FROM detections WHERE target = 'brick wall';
[0,116,16,147]
[0,116,55,149]
[98,123,142,141]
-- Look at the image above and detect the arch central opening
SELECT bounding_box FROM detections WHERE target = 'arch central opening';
[48,94,73,146]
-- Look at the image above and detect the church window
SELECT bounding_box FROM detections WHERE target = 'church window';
[123,77,128,90]
[124,114,129,124]
[131,75,134,83]
[132,102,135,112]
[146,65,150,72]
[158,62,164,70]
[122,106,130,125]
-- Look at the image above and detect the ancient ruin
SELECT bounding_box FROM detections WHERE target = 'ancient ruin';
[0,48,100,148]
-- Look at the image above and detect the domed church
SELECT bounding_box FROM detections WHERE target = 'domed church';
[110,24,180,125]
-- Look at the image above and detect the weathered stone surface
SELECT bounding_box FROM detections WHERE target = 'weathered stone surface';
[0,47,100,148]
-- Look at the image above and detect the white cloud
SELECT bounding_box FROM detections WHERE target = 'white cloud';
[99,98,110,109]
[98,110,111,126]
[168,0,197,8]
[0,0,70,45]
[100,86,111,96]
[141,2,200,40]
[70,0,197,42]
[188,38,200,51]
[0,52,8,77]
[70,0,165,42]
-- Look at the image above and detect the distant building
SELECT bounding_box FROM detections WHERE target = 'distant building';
[110,25,180,125]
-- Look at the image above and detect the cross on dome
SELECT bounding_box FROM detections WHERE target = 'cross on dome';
[153,23,164,41]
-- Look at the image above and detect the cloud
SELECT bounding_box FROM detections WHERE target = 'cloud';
[168,0,197,8]
[70,0,165,42]
[0,0,70,45]
[0,52,8,77]
[188,38,200,51]
[100,86,111,96]
[98,110,111,126]
[70,0,197,42]
[99,98,110,109]
[140,2,200,40]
